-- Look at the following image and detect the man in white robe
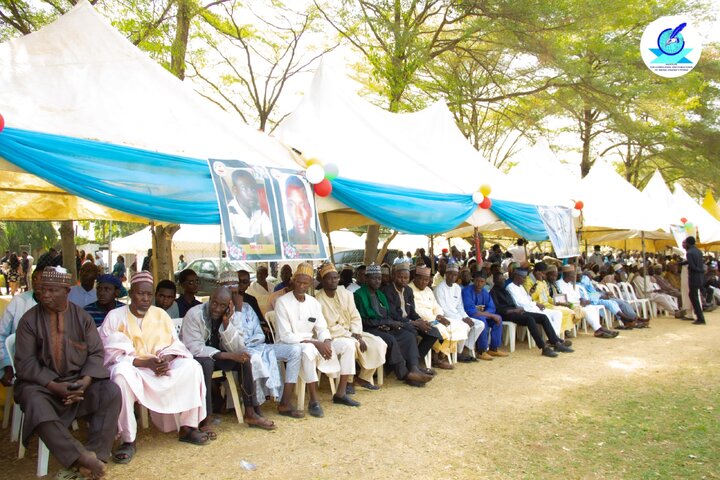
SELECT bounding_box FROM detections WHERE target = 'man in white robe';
[315,263,386,394]
[433,263,483,362]
[409,265,462,369]
[246,265,276,316]
[274,263,341,417]
[99,271,209,464]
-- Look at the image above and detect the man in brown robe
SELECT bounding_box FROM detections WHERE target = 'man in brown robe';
[14,267,121,479]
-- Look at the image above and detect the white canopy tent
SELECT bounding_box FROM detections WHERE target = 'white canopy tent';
[276,61,510,232]
[671,183,720,245]
[111,225,225,265]
[0,0,300,229]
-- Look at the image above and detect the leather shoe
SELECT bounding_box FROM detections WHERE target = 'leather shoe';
[419,367,437,376]
[308,401,324,418]
[432,359,454,370]
[333,395,360,407]
[560,339,572,347]
[554,342,574,353]
[692,320,706,325]
[487,350,509,357]
[477,351,494,361]
[406,371,432,383]
[405,379,426,387]
[457,353,476,363]
[345,384,355,395]
[541,346,558,358]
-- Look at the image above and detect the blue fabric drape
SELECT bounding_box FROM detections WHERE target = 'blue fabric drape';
[490,198,548,241]
[0,127,220,223]
[331,177,476,235]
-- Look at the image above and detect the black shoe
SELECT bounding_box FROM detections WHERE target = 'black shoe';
[345,384,356,395]
[560,339,572,347]
[457,353,475,363]
[554,343,574,353]
[308,401,324,418]
[333,395,361,407]
[692,320,706,325]
[541,346,558,358]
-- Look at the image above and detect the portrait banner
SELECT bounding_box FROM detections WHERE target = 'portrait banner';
[537,205,580,259]
[208,159,327,261]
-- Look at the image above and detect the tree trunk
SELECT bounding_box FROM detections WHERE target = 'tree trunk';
[364,225,380,265]
[151,224,181,282]
[59,221,76,281]
[170,0,192,80]
[580,107,594,177]
[376,230,398,264]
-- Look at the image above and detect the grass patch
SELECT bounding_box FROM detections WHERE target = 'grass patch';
[484,365,720,479]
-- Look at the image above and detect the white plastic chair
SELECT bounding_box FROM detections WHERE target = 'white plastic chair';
[501,321,517,352]
[6,333,50,477]
[618,282,652,318]
[576,285,613,331]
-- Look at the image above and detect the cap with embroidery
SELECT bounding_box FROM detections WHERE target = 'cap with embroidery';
[366,264,382,276]
[319,262,337,278]
[514,269,529,277]
[218,271,239,284]
[393,262,410,272]
[41,266,73,287]
[293,262,314,279]
[416,265,431,276]
[561,265,576,273]
[446,263,460,272]
[131,270,154,285]
[380,266,390,275]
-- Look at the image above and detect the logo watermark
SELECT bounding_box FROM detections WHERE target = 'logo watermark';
[641,16,702,78]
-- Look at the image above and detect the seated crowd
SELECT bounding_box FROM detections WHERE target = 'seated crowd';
[1,238,718,478]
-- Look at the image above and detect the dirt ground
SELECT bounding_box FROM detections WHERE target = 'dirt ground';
[1,310,719,480]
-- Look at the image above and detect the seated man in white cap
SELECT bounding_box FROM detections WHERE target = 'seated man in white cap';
[315,263,387,394]
[99,271,210,465]
[409,265,456,369]
[434,262,483,362]
[274,263,341,417]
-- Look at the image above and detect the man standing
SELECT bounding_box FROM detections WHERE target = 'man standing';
[354,265,432,387]
[274,263,340,417]
[177,255,187,271]
[382,263,444,370]
[683,236,706,325]
[181,286,277,430]
[1,250,10,295]
[100,272,210,464]
[84,274,125,327]
[316,263,387,393]
[154,279,180,318]
[68,263,99,308]
[247,265,275,316]
[14,267,121,479]
[462,271,506,359]
[176,269,202,318]
[0,268,42,387]
[94,251,105,274]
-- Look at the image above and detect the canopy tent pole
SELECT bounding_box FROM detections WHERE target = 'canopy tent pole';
[429,234,435,274]
[322,214,335,264]
[108,219,113,274]
[642,231,647,297]
[150,222,158,282]
[474,227,480,263]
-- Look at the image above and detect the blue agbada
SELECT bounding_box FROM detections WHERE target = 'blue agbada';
[461,284,497,318]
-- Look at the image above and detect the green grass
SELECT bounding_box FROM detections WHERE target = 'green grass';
[484,366,720,479]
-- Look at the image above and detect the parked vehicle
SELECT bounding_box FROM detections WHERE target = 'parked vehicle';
[174,258,257,296]
[331,249,401,269]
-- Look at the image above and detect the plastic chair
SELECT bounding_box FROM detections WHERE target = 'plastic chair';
[618,282,651,318]
[501,321,517,352]
[6,333,50,477]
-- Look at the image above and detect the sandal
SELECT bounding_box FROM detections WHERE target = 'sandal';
[179,428,210,446]
[112,442,136,464]
[199,425,218,440]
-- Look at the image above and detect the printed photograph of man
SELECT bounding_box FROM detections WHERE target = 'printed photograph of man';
[227,168,275,247]
[283,175,319,248]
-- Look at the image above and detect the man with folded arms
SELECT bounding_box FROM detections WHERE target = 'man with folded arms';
[355,264,433,387]
[99,271,209,465]
[434,263,483,362]
[462,271,507,360]
[14,267,121,479]
[316,263,387,393]
[274,263,343,417]
[409,265,456,369]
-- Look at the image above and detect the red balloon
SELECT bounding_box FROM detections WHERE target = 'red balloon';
[314,179,332,197]
[479,197,492,209]
[574,200,584,210]
[680,217,688,224]
[0,113,4,133]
